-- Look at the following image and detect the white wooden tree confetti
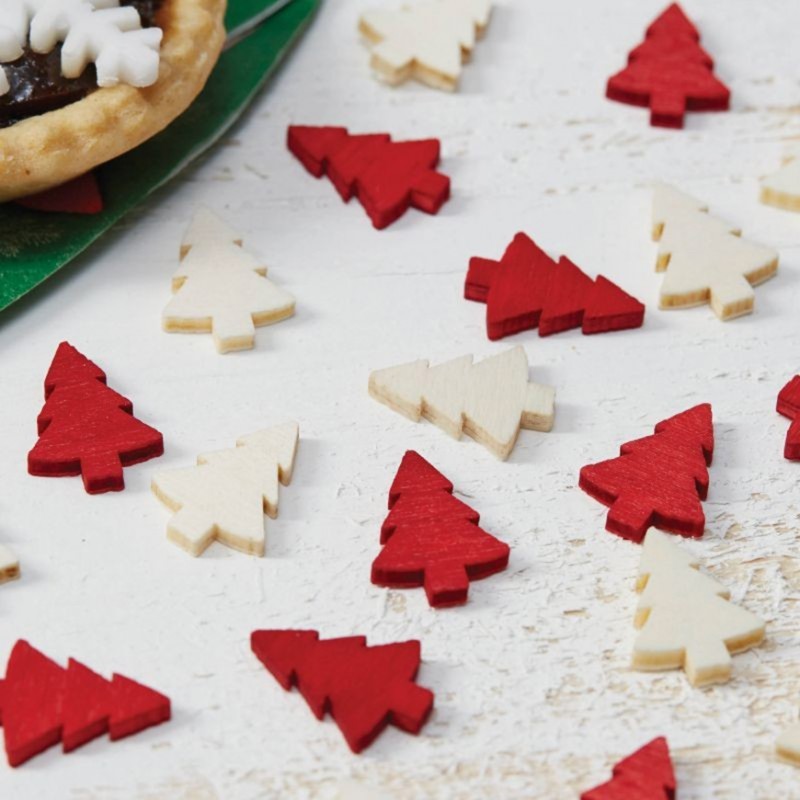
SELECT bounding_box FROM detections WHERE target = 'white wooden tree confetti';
[368,346,555,460]
[179,205,243,257]
[359,0,492,91]
[761,146,800,213]
[777,725,800,766]
[0,545,19,585]
[652,183,779,320]
[151,423,299,557]
[163,208,296,354]
[632,529,765,686]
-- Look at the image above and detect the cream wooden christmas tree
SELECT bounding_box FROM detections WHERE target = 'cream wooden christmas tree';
[0,544,19,585]
[368,346,555,460]
[359,0,492,91]
[163,208,295,354]
[777,724,800,766]
[179,205,243,258]
[761,146,800,213]
[652,183,778,321]
[632,529,765,686]
[151,423,299,557]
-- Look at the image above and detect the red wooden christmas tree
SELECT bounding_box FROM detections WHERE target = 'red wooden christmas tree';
[0,640,170,767]
[27,342,164,494]
[582,275,646,335]
[15,173,103,215]
[645,1,698,38]
[250,629,433,753]
[778,376,800,461]
[287,125,450,229]
[606,3,730,128]
[580,404,714,542]
[371,451,509,607]
[581,737,676,800]
[465,232,644,340]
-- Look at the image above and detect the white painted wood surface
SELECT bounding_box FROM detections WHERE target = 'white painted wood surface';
[1,0,800,797]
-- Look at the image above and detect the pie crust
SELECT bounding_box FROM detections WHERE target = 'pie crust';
[0,0,227,202]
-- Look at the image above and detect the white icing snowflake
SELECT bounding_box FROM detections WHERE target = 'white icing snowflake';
[0,0,162,96]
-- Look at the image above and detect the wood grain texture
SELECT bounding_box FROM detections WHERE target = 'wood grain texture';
[369,347,555,459]
[1,0,800,797]
[358,0,492,91]
[579,403,713,542]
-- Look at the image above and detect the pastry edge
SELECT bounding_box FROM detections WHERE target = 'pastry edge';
[0,0,227,202]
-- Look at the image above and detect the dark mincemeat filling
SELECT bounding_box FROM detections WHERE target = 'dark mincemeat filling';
[0,0,162,128]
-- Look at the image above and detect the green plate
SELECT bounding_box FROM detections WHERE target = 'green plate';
[0,0,320,312]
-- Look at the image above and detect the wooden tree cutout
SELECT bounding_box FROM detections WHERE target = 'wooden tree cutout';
[466,232,644,339]
[152,422,299,557]
[180,205,243,256]
[633,530,765,686]
[369,346,555,460]
[581,737,676,800]
[0,640,170,767]
[652,183,779,320]
[777,724,800,766]
[0,545,19,585]
[287,125,450,230]
[28,342,163,494]
[606,3,729,128]
[761,146,800,213]
[358,0,492,91]
[163,208,296,354]
[777,376,800,460]
[372,451,509,607]
[580,403,713,542]
[250,629,434,753]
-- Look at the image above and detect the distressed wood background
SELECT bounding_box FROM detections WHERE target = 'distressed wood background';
[1,0,799,797]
